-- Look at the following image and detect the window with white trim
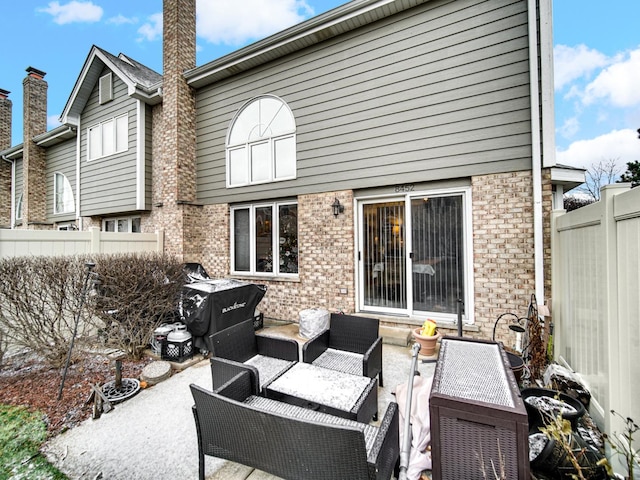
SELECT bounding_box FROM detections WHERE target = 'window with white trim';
[226,96,296,188]
[16,193,23,220]
[54,172,75,214]
[103,216,141,233]
[231,202,298,276]
[88,114,128,160]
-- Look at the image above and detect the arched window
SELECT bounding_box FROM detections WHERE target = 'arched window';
[226,95,296,188]
[54,172,75,214]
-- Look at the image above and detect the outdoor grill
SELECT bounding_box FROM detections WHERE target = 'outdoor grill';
[429,336,530,480]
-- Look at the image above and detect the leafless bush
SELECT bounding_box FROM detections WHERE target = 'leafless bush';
[90,253,185,359]
[0,255,97,368]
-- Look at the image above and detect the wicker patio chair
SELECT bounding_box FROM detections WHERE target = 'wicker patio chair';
[302,313,384,386]
[208,318,299,393]
[190,370,399,480]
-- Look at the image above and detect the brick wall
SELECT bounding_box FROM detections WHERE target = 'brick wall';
[21,68,48,227]
[197,191,355,322]
[471,171,536,339]
[0,90,11,227]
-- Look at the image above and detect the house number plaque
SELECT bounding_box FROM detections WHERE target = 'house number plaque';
[394,184,414,192]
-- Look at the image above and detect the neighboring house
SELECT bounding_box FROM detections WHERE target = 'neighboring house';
[0,0,585,339]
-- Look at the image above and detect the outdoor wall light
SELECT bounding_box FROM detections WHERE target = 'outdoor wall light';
[332,198,345,217]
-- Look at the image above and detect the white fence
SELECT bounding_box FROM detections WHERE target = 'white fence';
[552,183,639,439]
[0,227,164,258]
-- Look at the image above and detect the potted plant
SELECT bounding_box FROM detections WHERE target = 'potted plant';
[412,319,439,356]
[603,411,639,480]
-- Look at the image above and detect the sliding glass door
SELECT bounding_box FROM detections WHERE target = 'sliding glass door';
[359,191,468,319]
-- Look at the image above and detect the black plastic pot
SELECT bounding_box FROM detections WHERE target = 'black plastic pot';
[529,431,607,479]
[522,387,586,432]
[506,352,524,384]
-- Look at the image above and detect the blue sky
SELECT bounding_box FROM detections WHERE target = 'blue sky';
[2,0,639,177]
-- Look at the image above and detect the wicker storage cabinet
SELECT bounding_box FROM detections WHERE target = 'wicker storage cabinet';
[429,336,530,480]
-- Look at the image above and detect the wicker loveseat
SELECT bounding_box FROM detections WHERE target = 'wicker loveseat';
[190,370,400,480]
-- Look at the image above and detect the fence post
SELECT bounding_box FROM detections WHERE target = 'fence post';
[89,227,101,254]
[600,184,627,436]
[155,230,164,253]
[550,209,565,361]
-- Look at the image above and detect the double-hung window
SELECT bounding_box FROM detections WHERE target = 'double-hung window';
[88,114,128,160]
[231,202,298,276]
[226,96,296,187]
[54,173,74,214]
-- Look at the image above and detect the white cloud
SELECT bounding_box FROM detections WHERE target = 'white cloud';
[47,115,62,130]
[107,14,138,26]
[197,0,314,46]
[137,13,163,42]
[557,117,580,139]
[555,129,639,172]
[582,47,640,108]
[554,44,609,91]
[38,1,103,25]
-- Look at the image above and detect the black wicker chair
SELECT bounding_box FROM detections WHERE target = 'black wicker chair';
[302,313,384,386]
[190,370,399,480]
[208,318,299,393]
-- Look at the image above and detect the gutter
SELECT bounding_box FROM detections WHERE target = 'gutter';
[527,0,544,303]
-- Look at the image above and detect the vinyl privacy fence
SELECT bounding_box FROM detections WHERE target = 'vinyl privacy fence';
[552,183,639,439]
[0,227,163,258]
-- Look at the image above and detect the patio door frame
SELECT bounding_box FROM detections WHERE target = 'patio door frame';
[356,186,475,325]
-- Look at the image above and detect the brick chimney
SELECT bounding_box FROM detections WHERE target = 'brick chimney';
[22,67,48,226]
[0,88,12,227]
[0,88,11,150]
[154,0,201,258]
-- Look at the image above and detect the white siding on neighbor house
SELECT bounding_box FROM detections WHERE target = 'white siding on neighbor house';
[194,0,533,205]
[80,66,139,217]
[46,138,77,223]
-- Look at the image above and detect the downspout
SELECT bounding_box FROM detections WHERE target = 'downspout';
[75,116,82,231]
[527,0,544,303]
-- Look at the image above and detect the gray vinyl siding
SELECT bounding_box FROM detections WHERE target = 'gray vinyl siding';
[80,66,138,217]
[195,0,532,205]
[145,104,153,209]
[46,138,77,222]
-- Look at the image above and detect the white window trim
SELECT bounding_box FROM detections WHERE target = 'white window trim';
[87,113,128,161]
[53,172,75,215]
[226,95,297,188]
[230,201,298,278]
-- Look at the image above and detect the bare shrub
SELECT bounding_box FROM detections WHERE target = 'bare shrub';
[90,253,185,359]
[0,255,97,368]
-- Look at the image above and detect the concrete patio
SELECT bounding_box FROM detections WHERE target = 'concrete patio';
[43,321,437,480]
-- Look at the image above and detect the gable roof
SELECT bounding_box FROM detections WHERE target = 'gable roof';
[60,45,162,126]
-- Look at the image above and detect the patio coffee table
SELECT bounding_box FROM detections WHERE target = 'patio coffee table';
[264,362,378,423]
